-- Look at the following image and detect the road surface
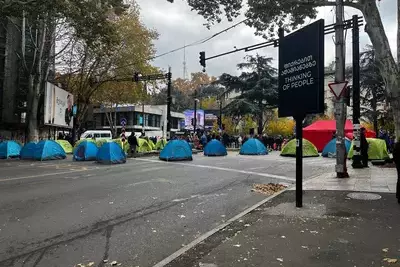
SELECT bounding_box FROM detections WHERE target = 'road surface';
[0,152,335,267]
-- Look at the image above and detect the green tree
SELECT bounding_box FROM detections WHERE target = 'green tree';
[219,55,278,134]
[1,0,129,141]
[58,6,158,138]
[359,46,387,134]
[180,0,400,139]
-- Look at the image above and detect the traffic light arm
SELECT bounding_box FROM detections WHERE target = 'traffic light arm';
[199,17,363,64]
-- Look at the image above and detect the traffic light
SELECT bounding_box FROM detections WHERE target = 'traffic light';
[133,72,139,82]
[199,51,206,68]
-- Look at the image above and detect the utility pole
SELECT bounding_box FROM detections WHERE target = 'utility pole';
[351,14,363,168]
[193,89,198,134]
[334,0,349,178]
[142,81,146,136]
[166,67,172,140]
[133,68,172,139]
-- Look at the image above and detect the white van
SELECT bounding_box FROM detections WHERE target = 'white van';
[80,130,112,140]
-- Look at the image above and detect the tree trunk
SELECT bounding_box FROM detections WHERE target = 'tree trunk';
[361,0,400,138]
[27,75,39,141]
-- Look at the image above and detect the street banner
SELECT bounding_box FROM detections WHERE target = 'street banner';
[44,82,74,128]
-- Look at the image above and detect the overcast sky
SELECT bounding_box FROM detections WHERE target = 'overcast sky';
[135,0,396,79]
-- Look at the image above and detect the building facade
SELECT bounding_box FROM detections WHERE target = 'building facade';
[92,104,185,137]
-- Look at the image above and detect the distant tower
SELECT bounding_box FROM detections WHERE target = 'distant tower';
[183,42,188,80]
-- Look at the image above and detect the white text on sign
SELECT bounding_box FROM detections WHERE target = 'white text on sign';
[281,55,316,91]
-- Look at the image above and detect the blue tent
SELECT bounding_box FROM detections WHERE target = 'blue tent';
[160,140,193,161]
[204,139,227,157]
[34,140,66,161]
[96,142,126,164]
[20,142,37,160]
[0,141,22,159]
[240,138,268,155]
[322,138,351,157]
[73,140,98,161]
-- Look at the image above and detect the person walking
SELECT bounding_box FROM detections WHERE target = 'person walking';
[360,127,369,168]
[393,140,400,204]
[128,134,139,158]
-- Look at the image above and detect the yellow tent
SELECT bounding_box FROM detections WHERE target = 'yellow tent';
[137,138,152,153]
[56,140,73,154]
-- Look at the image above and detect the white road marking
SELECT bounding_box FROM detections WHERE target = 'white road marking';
[122,178,172,188]
[152,187,290,267]
[134,158,295,182]
[0,168,98,183]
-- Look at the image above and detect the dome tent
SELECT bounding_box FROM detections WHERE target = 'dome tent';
[280,138,319,157]
[73,140,98,161]
[96,142,126,164]
[56,140,73,154]
[321,138,351,158]
[347,138,390,161]
[73,139,96,149]
[160,140,192,161]
[0,140,22,159]
[240,138,268,155]
[204,139,227,157]
[33,140,66,161]
[155,139,167,150]
[137,138,153,153]
[20,142,37,160]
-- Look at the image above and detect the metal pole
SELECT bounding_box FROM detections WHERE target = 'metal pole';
[334,0,349,178]
[295,115,304,208]
[142,82,146,135]
[219,100,222,130]
[193,89,197,134]
[166,67,172,140]
[351,15,363,169]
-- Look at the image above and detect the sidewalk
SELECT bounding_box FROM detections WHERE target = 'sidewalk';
[165,166,400,267]
[300,164,398,193]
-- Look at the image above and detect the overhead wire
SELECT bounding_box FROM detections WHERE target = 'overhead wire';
[149,18,250,60]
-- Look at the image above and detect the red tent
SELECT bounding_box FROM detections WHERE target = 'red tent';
[303,120,376,152]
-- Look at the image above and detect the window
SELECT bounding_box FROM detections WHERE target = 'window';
[100,133,111,138]
[155,115,161,128]
[20,112,26,123]
[94,133,100,138]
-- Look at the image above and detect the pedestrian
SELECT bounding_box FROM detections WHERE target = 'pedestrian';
[360,127,369,168]
[393,139,400,204]
[128,133,139,158]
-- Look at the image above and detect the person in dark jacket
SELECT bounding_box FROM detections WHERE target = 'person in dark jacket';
[393,140,400,203]
[128,134,139,158]
[360,127,369,167]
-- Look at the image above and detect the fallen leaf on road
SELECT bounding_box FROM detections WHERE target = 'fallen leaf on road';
[310,231,319,234]
[221,215,226,218]
[178,215,186,218]
[87,262,95,267]
[382,248,389,253]
[111,261,118,266]
[244,224,251,227]
[383,258,398,263]
[233,244,241,247]
[252,183,287,195]
[277,258,283,262]
[103,260,108,263]
[301,246,309,249]
[281,236,286,239]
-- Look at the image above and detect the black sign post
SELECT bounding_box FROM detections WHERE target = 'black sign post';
[278,19,325,207]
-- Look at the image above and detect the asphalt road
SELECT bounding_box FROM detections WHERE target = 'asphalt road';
[0,152,336,267]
